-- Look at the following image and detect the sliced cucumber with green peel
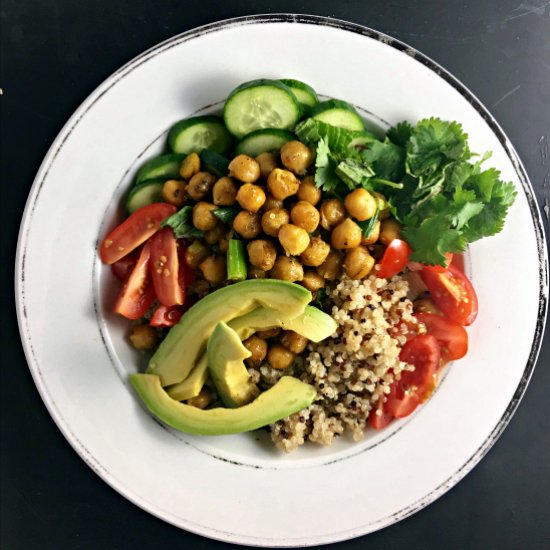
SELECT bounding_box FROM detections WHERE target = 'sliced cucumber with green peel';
[126,179,165,214]
[199,149,229,177]
[223,79,301,139]
[168,115,233,155]
[135,153,185,184]
[279,79,318,111]
[310,99,365,131]
[235,129,295,157]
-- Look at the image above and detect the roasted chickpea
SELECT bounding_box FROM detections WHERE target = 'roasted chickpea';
[255,152,278,179]
[414,298,442,315]
[263,195,283,211]
[280,331,309,354]
[331,218,362,250]
[236,183,266,212]
[344,246,375,279]
[256,327,280,339]
[290,201,320,233]
[243,335,268,367]
[317,249,343,280]
[212,177,238,206]
[247,239,277,271]
[162,179,186,206]
[320,199,346,230]
[184,240,209,269]
[228,154,260,183]
[199,255,226,284]
[267,168,300,200]
[187,388,212,409]
[233,211,261,239]
[179,153,200,180]
[279,224,310,256]
[186,172,216,200]
[218,237,230,253]
[267,344,295,370]
[192,201,218,231]
[301,270,325,292]
[345,188,378,221]
[300,236,330,267]
[204,224,225,245]
[297,176,321,205]
[280,140,314,175]
[372,191,391,220]
[248,265,267,279]
[129,324,158,350]
[361,220,381,245]
[261,208,290,237]
[379,218,402,245]
[270,255,304,282]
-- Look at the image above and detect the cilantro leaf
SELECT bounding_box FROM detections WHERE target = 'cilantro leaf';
[213,206,239,224]
[359,140,405,181]
[161,206,204,239]
[314,137,341,192]
[295,118,363,155]
[386,121,413,147]
[335,159,374,189]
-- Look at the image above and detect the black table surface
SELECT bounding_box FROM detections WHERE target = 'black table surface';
[2,1,550,549]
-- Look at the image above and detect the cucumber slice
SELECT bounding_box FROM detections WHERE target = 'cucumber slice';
[126,179,165,214]
[168,115,233,155]
[223,79,301,139]
[279,79,318,111]
[135,153,185,184]
[310,99,365,131]
[235,129,295,157]
[199,149,229,177]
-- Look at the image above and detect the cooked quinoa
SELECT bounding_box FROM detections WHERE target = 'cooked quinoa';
[248,273,422,452]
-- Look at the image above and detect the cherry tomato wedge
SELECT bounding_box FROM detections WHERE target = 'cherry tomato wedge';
[150,304,185,327]
[420,264,478,325]
[415,313,468,361]
[150,227,184,307]
[376,239,411,279]
[368,393,394,430]
[385,383,420,419]
[421,253,454,273]
[100,203,177,265]
[110,253,137,282]
[113,242,155,320]
[451,253,465,273]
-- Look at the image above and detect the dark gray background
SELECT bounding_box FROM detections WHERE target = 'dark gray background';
[1,1,549,549]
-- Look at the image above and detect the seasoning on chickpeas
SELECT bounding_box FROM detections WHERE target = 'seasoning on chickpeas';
[243,335,268,367]
[280,140,314,175]
[161,179,186,206]
[267,344,295,370]
[320,199,346,230]
[184,240,209,268]
[248,265,267,279]
[379,218,402,245]
[300,236,330,267]
[267,168,300,200]
[263,195,283,211]
[297,176,321,205]
[343,246,376,279]
[270,255,304,282]
[192,202,219,231]
[279,224,310,256]
[233,211,262,239]
[280,330,309,354]
[255,152,278,179]
[236,183,266,212]
[228,154,260,183]
[344,188,378,221]
[247,239,277,271]
[300,270,325,292]
[290,201,320,233]
[212,177,238,206]
[186,172,216,200]
[361,220,381,245]
[129,324,158,350]
[331,218,362,250]
[179,152,201,180]
[199,255,227,284]
[187,388,212,409]
[317,249,343,280]
[261,208,290,237]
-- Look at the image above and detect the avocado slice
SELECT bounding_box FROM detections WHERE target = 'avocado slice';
[130,374,317,435]
[148,280,311,386]
[166,355,208,402]
[229,305,337,342]
[207,321,260,408]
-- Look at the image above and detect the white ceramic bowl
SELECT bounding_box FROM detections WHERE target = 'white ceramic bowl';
[15,14,548,547]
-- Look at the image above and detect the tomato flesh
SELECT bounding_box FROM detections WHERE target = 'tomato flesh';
[422,253,454,273]
[150,227,184,307]
[113,242,155,320]
[415,313,468,361]
[110,253,137,282]
[368,394,394,430]
[150,304,184,327]
[100,203,176,265]
[376,239,411,279]
[385,383,421,419]
[420,264,478,325]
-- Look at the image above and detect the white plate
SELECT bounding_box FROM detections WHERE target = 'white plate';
[15,14,548,547]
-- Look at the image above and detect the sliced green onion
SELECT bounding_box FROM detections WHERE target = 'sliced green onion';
[227,239,247,281]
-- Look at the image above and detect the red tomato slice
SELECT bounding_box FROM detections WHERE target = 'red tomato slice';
[113,241,155,320]
[150,304,185,327]
[451,253,465,273]
[420,264,478,325]
[385,383,421,419]
[415,313,468,361]
[100,203,177,265]
[375,239,411,279]
[149,227,184,307]
[110,253,137,282]
[368,393,394,430]
[422,253,454,273]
